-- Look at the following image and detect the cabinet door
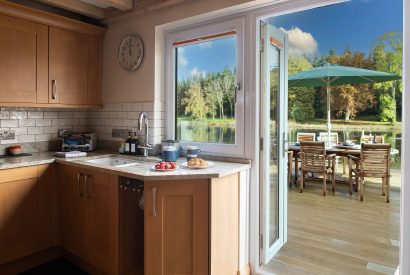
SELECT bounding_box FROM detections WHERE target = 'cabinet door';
[0,14,48,104]
[49,27,102,105]
[86,170,119,274]
[0,166,52,265]
[145,180,209,275]
[60,165,90,259]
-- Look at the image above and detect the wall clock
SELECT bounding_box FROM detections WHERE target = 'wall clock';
[118,35,144,71]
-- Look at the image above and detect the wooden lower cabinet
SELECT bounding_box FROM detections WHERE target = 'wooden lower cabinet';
[144,179,209,275]
[0,165,52,266]
[59,164,119,274]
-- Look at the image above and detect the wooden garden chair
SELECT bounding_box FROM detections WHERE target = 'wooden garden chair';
[297,132,316,142]
[319,132,339,146]
[362,135,385,144]
[348,144,391,202]
[299,141,336,196]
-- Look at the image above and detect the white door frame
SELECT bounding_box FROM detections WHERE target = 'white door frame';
[259,22,288,264]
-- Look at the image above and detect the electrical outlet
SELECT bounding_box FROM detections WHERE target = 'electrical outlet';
[0,130,15,140]
[112,129,131,138]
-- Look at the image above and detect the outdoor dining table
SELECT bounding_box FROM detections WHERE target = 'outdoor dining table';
[288,144,362,186]
[288,143,399,186]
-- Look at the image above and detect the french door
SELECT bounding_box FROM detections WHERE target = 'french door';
[260,21,288,264]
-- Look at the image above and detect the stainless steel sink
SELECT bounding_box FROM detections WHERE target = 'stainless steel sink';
[85,157,142,168]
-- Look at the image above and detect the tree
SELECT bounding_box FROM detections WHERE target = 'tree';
[182,81,208,119]
[221,68,236,117]
[328,49,377,120]
[371,32,403,123]
[288,56,315,122]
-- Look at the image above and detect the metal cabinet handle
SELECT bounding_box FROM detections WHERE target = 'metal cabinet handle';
[52,79,57,100]
[78,173,84,197]
[152,187,157,217]
[85,174,91,199]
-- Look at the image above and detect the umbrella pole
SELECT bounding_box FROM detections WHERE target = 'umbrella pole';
[327,83,331,148]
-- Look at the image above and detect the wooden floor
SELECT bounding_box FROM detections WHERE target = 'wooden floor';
[262,179,400,275]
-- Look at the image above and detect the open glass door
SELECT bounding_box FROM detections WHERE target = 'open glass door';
[260,21,288,264]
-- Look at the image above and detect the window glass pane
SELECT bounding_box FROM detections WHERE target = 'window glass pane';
[175,35,237,144]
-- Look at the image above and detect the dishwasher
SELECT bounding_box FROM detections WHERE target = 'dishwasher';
[119,177,144,275]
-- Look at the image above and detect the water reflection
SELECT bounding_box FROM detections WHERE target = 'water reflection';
[176,120,235,144]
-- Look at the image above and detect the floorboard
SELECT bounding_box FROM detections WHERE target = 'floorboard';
[262,179,400,275]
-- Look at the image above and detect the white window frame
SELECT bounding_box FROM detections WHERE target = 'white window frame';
[164,17,246,157]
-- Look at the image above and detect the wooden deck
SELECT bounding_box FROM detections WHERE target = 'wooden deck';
[262,180,400,275]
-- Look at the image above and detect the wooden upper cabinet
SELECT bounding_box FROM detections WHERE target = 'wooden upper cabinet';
[0,14,48,104]
[49,27,102,106]
[145,180,209,275]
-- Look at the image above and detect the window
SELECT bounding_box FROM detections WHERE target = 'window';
[165,18,245,156]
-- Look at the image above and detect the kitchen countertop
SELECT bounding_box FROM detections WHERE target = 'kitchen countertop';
[0,151,251,180]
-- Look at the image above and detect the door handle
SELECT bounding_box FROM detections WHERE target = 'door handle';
[77,173,84,197]
[85,174,91,199]
[51,79,57,100]
[283,132,288,157]
[152,187,157,217]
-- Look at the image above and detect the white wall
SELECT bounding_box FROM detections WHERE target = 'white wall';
[101,0,259,104]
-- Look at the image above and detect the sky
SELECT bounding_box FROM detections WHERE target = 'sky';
[177,0,402,80]
[270,0,403,58]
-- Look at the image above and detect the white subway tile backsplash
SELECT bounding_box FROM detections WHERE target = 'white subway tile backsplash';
[59,112,73,119]
[10,111,27,119]
[1,120,18,128]
[28,111,44,118]
[44,112,59,119]
[19,135,36,143]
[36,118,52,127]
[36,134,52,142]
[28,127,43,134]
[0,111,10,119]
[19,119,36,127]
[0,102,163,146]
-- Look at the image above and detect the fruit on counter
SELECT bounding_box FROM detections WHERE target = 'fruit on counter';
[155,161,177,170]
[8,144,22,155]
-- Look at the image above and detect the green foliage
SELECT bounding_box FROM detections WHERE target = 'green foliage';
[288,56,315,122]
[177,68,236,120]
[379,92,396,122]
[290,101,314,123]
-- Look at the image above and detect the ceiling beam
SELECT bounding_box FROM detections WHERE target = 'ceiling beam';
[94,0,133,10]
[36,0,105,19]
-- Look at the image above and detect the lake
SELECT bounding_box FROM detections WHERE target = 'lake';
[176,120,402,168]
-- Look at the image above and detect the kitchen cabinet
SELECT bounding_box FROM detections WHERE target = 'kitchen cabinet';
[0,13,48,104]
[49,28,102,106]
[144,179,209,275]
[59,165,119,274]
[0,1,104,108]
[0,165,52,265]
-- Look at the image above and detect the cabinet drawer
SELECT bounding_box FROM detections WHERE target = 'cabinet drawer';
[0,166,37,184]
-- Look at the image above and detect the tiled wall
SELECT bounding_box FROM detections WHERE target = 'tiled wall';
[0,107,87,145]
[87,101,165,145]
[0,101,164,152]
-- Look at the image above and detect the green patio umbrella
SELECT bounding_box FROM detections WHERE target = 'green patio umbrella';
[288,64,401,147]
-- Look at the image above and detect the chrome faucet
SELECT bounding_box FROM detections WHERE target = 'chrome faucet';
[137,112,152,157]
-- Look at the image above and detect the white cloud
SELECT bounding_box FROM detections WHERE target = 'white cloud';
[190,67,206,78]
[279,27,318,57]
[178,47,188,66]
[198,41,213,49]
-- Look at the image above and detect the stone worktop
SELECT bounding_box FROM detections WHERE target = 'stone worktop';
[0,151,251,180]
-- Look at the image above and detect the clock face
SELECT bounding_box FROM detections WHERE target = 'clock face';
[118,35,144,71]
